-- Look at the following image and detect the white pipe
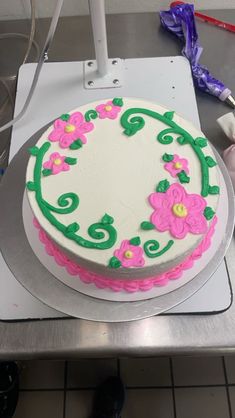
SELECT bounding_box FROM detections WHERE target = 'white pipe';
[88,0,109,77]
[0,0,64,133]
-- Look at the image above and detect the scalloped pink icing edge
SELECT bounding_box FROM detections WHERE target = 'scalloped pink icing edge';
[33,216,217,293]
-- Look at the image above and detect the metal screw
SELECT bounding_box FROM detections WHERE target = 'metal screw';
[113,79,119,85]
[112,60,118,65]
[88,80,94,86]
[87,61,94,67]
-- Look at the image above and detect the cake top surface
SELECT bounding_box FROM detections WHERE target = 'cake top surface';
[26,97,220,274]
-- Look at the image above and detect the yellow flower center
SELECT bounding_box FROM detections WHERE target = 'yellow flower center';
[105,105,112,111]
[64,124,76,133]
[124,250,133,259]
[54,158,62,166]
[172,203,188,218]
[174,162,182,169]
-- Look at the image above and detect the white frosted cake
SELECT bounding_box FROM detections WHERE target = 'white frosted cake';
[26,97,220,291]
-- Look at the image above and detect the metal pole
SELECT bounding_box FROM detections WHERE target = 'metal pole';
[88,0,109,76]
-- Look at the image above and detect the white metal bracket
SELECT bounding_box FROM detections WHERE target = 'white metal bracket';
[83,58,124,89]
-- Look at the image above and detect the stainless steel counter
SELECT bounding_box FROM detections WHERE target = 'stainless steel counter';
[0,10,235,359]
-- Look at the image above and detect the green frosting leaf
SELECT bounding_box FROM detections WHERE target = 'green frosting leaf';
[163,111,174,120]
[204,206,215,220]
[101,214,114,225]
[194,137,207,148]
[129,236,141,246]
[69,139,83,150]
[64,157,77,165]
[26,181,36,191]
[156,179,170,193]
[162,153,174,162]
[28,146,39,156]
[66,222,80,233]
[205,156,217,167]
[177,136,187,145]
[42,168,52,177]
[60,113,70,121]
[112,97,123,107]
[208,185,220,195]
[177,170,190,184]
[109,256,121,268]
[140,221,155,230]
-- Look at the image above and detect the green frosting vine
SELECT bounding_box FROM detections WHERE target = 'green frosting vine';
[143,239,174,258]
[27,142,117,249]
[120,108,218,197]
[85,109,98,122]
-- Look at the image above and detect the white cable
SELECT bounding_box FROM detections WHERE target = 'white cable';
[0,0,38,116]
[0,34,40,81]
[0,0,38,83]
[22,0,36,66]
[0,0,64,133]
[0,80,14,112]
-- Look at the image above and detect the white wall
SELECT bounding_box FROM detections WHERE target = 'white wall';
[0,0,235,20]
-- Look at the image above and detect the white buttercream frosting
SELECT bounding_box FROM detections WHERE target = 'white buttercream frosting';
[26,97,220,279]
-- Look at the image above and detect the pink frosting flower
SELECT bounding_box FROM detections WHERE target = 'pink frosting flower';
[114,240,145,268]
[95,100,121,120]
[43,152,70,175]
[164,154,189,177]
[149,183,207,239]
[48,112,94,148]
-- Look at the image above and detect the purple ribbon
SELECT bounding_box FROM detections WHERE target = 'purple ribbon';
[160,3,230,100]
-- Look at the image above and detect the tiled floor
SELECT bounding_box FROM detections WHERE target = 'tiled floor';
[13,356,235,417]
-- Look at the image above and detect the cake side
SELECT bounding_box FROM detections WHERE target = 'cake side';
[26,97,220,280]
[32,214,218,292]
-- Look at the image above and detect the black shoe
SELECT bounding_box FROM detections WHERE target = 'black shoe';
[91,376,125,418]
[0,362,19,418]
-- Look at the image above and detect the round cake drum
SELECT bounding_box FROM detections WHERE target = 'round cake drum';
[0,97,234,321]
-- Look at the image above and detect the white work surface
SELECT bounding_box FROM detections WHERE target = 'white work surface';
[0,57,232,320]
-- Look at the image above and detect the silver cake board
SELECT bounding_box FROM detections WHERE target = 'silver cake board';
[0,58,232,321]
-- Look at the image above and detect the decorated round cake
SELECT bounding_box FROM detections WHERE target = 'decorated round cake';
[25,97,220,291]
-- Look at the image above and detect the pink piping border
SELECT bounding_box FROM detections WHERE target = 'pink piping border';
[33,217,217,293]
